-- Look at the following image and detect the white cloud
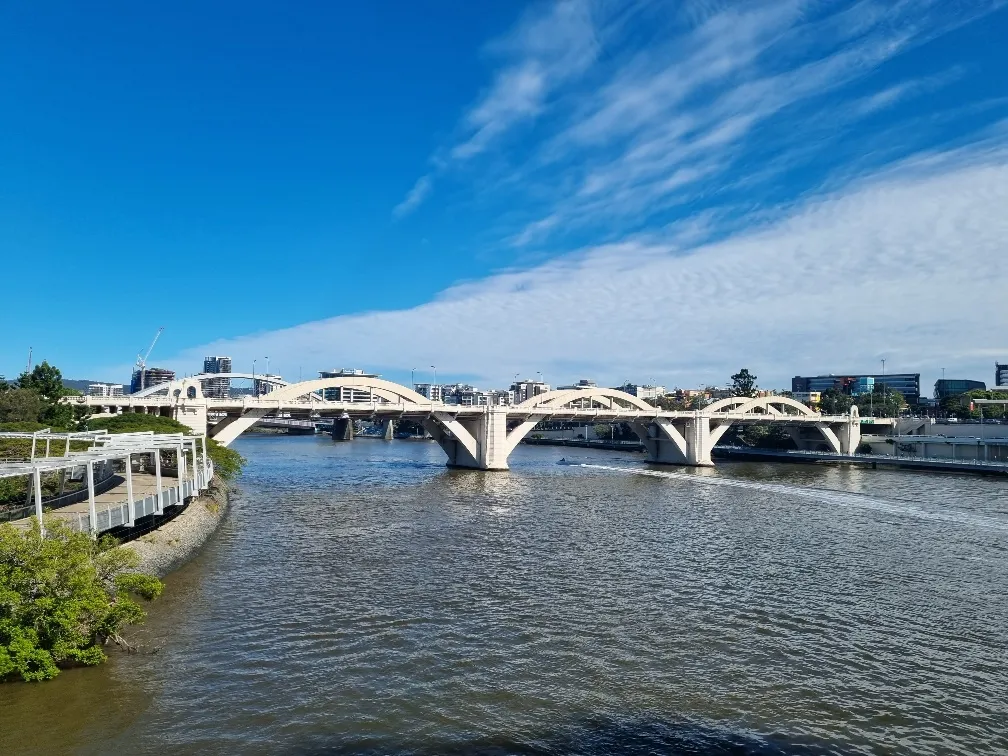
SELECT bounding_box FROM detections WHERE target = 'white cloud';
[392,175,432,219]
[174,146,1008,390]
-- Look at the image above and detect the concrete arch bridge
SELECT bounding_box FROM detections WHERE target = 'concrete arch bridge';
[73,376,862,471]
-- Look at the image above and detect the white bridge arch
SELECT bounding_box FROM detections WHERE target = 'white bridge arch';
[73,377,864,470]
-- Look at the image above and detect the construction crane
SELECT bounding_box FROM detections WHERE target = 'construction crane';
[135,327,164,391]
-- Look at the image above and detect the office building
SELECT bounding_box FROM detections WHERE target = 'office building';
[319,369,380,402]
[934,379,986,401]
[88,382,124,398]
[792,373,921,403]
[997,362,1008,387]
[130,367,175,394]
[201,355,233,399]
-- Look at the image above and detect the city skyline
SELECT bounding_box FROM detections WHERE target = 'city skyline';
[2,1,1007,391]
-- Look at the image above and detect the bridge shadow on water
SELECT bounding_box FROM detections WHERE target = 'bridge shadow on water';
[289,716,842,756]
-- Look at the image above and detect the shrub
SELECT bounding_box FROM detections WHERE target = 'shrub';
[0,519,162,682]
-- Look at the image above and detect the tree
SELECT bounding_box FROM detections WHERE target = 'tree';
[17,361,65,402]
[730,368,758,398]
[856,388,907,418]
[0,518,163,682]
[818,388,854,414]
[0,389,46,424]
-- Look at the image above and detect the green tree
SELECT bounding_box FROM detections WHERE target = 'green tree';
[818,388,854,414]
[0,518,163,682]
[730,368,758,398]
[856,388,907,418]
[0,389,46,424]
[17,361,65,402]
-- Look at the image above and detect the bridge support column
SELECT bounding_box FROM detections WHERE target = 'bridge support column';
[424,408,509,470]
[332,413,354,441]
[684,416,714,466]
[173,401,208,436]
[631,415,713,466]
[833,411,861,455]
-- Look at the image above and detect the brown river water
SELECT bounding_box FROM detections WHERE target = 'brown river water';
[1,435,1006,755]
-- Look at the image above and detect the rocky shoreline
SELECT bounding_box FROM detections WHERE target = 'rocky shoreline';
[122,483,233,578]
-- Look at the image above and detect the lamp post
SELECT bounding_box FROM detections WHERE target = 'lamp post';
[252,359,257,398]
[881,358,886,417]
[431,366,437,401]
[265,356,270,376]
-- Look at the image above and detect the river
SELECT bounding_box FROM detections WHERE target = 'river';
[2,435,1006,755]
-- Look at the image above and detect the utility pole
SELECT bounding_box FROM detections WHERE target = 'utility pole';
[26,346,32,374]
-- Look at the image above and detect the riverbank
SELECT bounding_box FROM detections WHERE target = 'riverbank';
[121,482,233,578]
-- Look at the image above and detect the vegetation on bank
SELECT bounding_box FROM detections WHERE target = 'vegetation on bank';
[0,519,162,682]
[939,389,1008,420]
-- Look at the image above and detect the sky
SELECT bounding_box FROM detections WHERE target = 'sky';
[2,0,1007,393]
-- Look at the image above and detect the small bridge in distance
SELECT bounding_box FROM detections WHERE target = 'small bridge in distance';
[73,375,868,471]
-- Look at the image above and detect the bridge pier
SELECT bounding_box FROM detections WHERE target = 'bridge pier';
[631,416,714,466]
[424,407,509,470]
[332,413,354,441]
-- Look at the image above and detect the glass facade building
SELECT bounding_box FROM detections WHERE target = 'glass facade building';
[934,379,986,401]
[792,373,921,403]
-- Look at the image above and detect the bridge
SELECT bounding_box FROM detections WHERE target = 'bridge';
[71,375,865,471]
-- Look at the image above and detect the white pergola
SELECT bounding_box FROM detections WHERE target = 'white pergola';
[0,430,212,536]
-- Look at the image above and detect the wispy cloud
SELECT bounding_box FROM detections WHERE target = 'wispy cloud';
[392,174,432,219]
[392,0,600,217]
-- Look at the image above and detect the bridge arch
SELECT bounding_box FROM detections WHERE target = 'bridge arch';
[514,387,655,412]
[209,376,439,447]
[705,395,853,454]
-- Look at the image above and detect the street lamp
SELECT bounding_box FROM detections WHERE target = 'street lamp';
[431,366,437,401]
[265,356,270,376]
[252,359,257,398]
[411,368,416,389]
[881,358,887,417]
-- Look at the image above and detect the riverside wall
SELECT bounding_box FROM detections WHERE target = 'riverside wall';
[121,483,233,578]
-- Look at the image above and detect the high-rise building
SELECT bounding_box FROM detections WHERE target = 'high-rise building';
[130,367,175,394]
[997,362,1008,387]
[201,356,233,399]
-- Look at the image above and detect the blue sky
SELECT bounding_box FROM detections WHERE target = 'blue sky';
[2,0,1007,392]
